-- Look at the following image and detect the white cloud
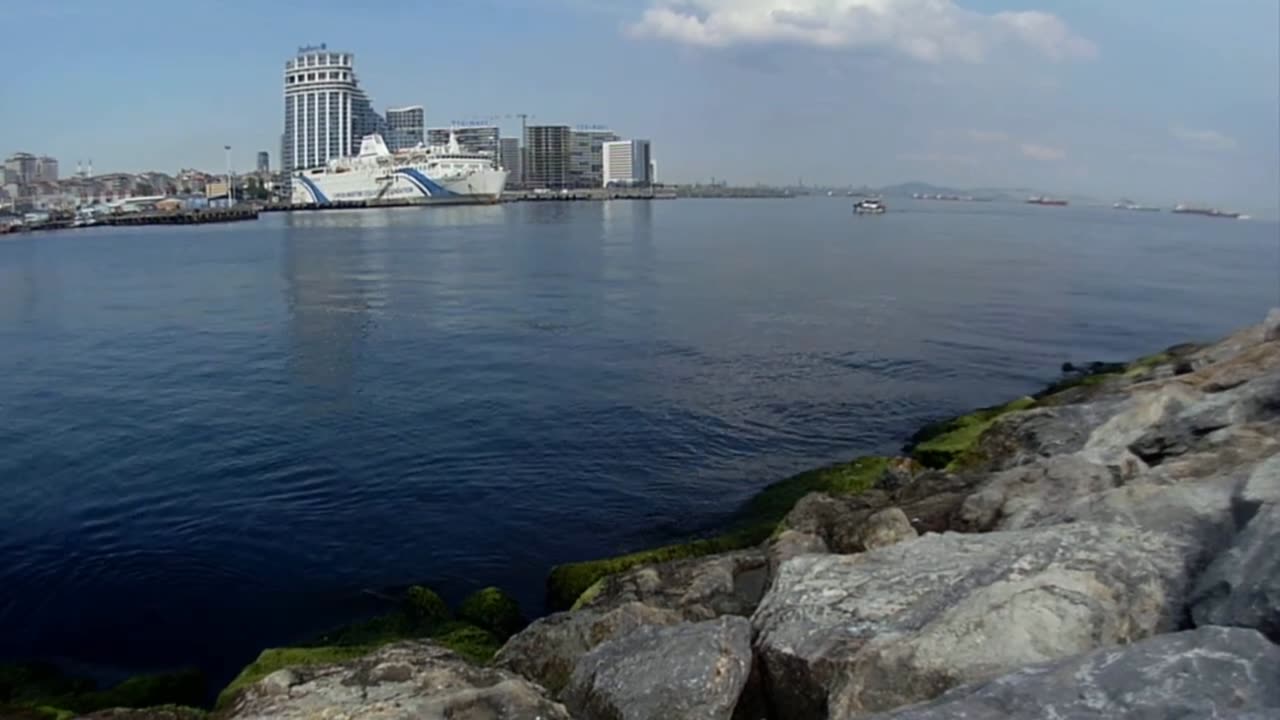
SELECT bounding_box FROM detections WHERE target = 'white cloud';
[1170,125,1238,151]
[628,0,1096,62]
[1019,142,1066,161]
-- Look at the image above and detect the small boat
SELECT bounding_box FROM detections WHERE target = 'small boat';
[855,198,886,214]
[1027,195,1068,206]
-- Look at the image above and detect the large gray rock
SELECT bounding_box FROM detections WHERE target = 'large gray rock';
[563,617,754,720]
[964,400,1124,471]
[956,455,1123,532]
[222,641,570,719]
[779,494,916,555]
[1191,462,1280,642]
[495,601,684,694]
[1265,308,1280,342]
[576,549,769,621]
[862,626,1280,719]
[1079,383,1203,467]
[767,529,829,582]
[752,522,1194,719]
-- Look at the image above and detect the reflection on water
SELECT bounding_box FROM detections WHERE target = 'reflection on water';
[282,215,384,407]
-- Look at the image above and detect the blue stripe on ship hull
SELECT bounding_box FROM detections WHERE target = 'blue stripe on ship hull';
[395,168,457,198]
[297,175,330,204]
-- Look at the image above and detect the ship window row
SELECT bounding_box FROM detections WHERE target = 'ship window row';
[287,71,351,84]
[289,54,352,69]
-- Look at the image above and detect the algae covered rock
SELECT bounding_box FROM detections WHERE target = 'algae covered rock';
[0,663,204,719]
[496,602,684,694]
[563,617,754,720]
[863,627,1280,719]
[547,456,893,611]
[219,585,506,708]
[457,587,526,639]
[905,397,1036,470]
[752,522,1194,719]
[403,586,450,629]
[573,549,769,621]
[220,641,570,720]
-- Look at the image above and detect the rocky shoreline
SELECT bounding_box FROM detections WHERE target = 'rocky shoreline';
[4,309,1279,719]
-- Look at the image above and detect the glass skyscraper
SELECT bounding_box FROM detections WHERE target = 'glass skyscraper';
[386,106,425,152]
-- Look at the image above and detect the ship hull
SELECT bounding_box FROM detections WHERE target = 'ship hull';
[292,165,508,206]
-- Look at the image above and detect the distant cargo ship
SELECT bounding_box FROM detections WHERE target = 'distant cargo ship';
[1172,204,1240,219]
[1026,196,1068,206]
[1114,199,1161,212]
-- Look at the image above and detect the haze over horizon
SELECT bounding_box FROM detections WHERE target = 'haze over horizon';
[3,0,1277,215]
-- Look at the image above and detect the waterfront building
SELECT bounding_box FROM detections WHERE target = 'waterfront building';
[499,137,521,188]
[282,45,385,171]
[386,106,425,151]
[5,153,37,185]
[35,156,58,182]
[427,125,499,160]
[257,151,270,173]
[569,128,617,188]
[523,125,571,189]
[602,140,653,187]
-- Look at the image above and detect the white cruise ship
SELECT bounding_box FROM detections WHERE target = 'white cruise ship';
[291,132,508,206]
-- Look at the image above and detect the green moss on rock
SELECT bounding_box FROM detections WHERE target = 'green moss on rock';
[0,662,204,718]
[548,456,892,610]
[457,588,525,640]
[0,705,72,720]
[216,646,376,709]
[71,671,205,714]
[909,397,1035,470]
[430,623,501,664]
[217,585,507,708]
[404,586,451,629]
[736,456,889,528]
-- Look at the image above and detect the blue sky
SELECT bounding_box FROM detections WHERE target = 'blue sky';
[2,0,1277,213]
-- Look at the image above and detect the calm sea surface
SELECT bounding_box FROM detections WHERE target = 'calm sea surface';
[1,198,1276,686]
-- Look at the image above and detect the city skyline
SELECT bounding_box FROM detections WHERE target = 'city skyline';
[2,0,1277,214]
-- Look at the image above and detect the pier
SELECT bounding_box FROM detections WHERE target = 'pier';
[105,207,260,226]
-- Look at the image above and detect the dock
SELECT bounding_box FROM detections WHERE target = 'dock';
[105,207,259,226]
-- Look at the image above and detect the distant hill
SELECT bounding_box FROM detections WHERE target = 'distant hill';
[872,182,1107,205]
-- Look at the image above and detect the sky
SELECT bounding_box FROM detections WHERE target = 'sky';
[2,0,1278,214]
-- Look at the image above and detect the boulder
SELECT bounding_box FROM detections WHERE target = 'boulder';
[779,494,915,555]
[221,641,570,719]
[563,617,754,720]
[1127,373,1280,467]
[963,401,1124,471]
[1266,307,1280,342]
[1191,468,1280,642]
[890,471,985,534]
[752,522,1194,719]
[767,530,829,583]
[861,626,1280,719]
[495,601,684,694]
[857,507,917,551]
[1078,383,1202,467]
[575,549,769,621]
[955,455,1123,532]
